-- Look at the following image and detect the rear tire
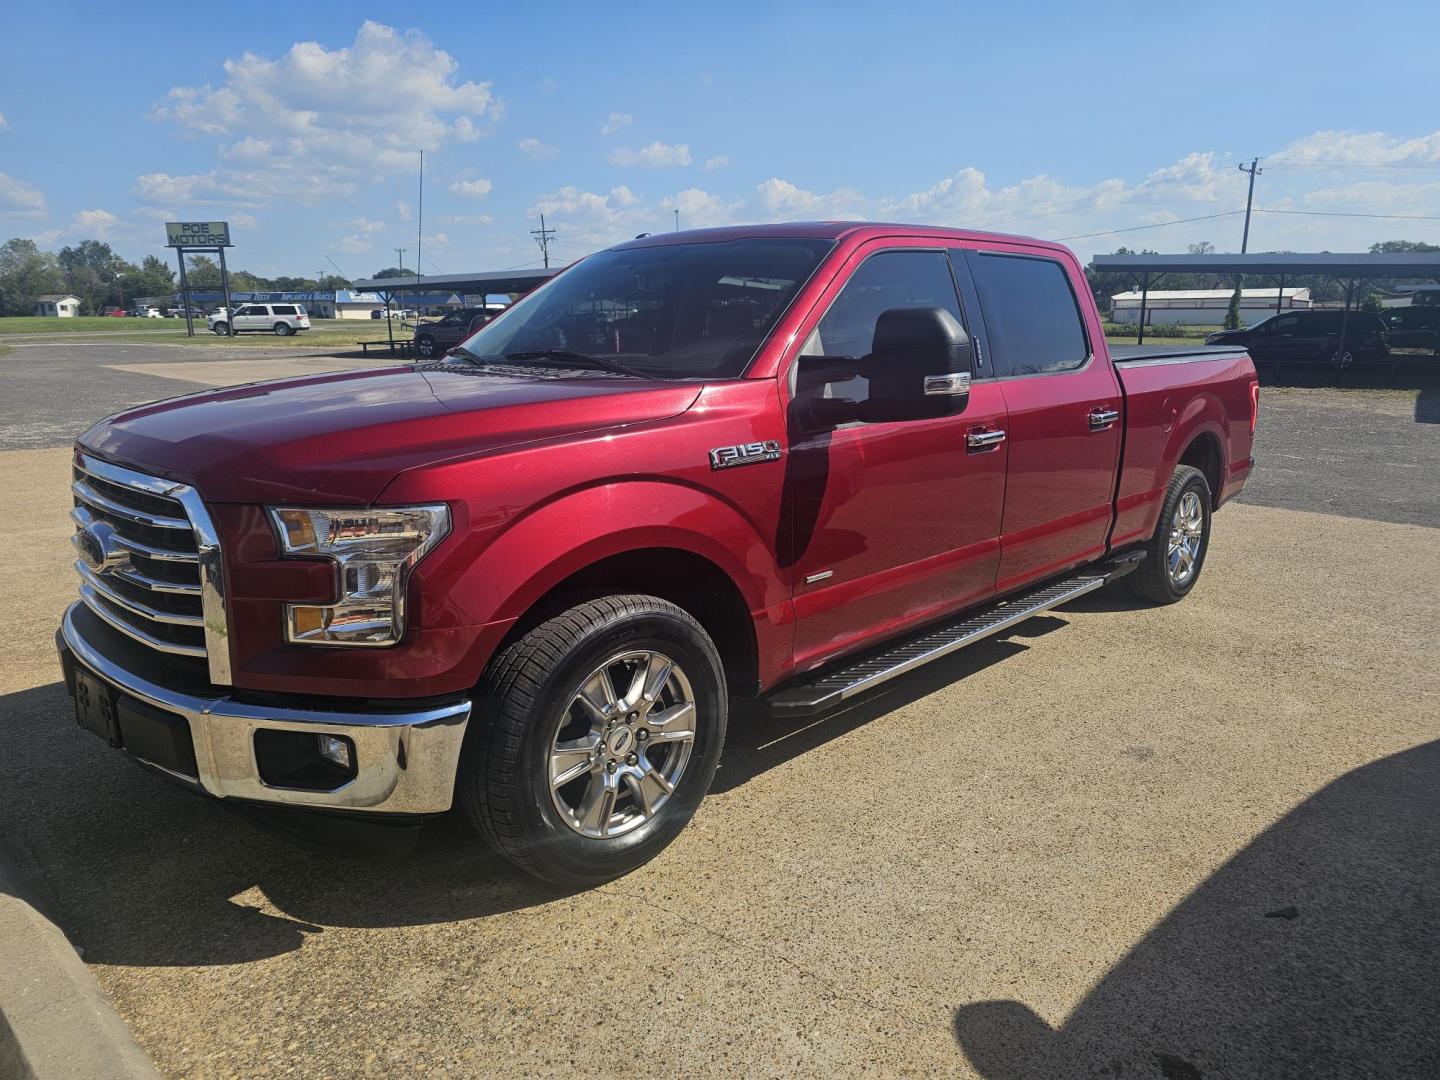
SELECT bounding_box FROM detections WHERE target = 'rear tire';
[211,322,228,336]
[458,595,727,887]
[273,322,291,336]
[1125,464,1212,605]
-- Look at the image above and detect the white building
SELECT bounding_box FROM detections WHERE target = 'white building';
[1110,287,1311,325]
[34,293,82,317]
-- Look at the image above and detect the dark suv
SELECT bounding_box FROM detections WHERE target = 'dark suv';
[413,307,493,359]
[1205,310,1388,367]
[1380,306,1439,354]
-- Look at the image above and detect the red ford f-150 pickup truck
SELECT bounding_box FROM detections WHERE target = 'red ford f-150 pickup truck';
[57,222,1257,885]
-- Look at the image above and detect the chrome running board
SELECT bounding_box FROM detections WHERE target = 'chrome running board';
[768,552,1144,717]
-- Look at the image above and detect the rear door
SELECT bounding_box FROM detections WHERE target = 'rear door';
[962,246,1123,593]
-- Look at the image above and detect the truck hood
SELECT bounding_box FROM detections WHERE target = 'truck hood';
[80,363,702,504]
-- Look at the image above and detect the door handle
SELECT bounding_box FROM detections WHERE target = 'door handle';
[967,428,1006,450]
[1088,406,1120,430]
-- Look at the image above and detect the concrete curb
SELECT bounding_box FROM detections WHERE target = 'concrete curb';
[0,852,160,1080]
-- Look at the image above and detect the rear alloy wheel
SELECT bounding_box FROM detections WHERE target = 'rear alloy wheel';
[459,595,726,886]
[416,334,437,358]
[1124,464,1212,605]
[1330,347,1355,370]
[273,322,292,336]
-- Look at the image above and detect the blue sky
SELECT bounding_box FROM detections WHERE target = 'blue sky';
[2,0,1437,277]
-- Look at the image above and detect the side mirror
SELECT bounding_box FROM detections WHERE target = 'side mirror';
[860,306,973,423]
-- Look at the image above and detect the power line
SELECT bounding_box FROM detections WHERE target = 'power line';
[1253,208,1440,221]
[1056,210,1245,242]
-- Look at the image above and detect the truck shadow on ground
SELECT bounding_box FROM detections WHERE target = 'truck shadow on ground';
[951,739,1440,1079]
[0,609,1092,969]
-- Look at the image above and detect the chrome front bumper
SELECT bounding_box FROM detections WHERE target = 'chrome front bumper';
[58,602,471,814]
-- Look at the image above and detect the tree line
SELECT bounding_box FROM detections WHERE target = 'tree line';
[0,237,356,316]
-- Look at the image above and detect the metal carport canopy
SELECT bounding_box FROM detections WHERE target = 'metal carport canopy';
[1090,252,1440,277]
[348,269,557,294]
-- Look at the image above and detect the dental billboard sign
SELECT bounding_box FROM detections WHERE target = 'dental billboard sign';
[165,221,232,248]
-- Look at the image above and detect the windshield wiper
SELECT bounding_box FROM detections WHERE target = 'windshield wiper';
[504,349,650,379]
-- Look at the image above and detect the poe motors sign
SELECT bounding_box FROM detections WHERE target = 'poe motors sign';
[165,221,232,248]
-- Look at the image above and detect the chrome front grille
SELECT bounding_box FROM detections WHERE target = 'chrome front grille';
[71,451,231,684]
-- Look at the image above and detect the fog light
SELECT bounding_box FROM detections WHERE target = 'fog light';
[318,734,354,770]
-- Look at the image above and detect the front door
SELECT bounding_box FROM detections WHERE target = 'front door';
[961,246,1123,593]
[783,241,1008,670]
[235,305,267,331]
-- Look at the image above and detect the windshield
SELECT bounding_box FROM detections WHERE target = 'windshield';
[455,238,833,379]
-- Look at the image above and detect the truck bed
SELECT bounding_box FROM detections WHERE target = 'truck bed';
[1110,344,1248,366]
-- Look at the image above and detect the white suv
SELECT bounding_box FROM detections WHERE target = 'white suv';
[209,303,311,337]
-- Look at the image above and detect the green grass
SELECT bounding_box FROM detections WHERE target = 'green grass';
[0,317,406,352]
[0,316,181,334]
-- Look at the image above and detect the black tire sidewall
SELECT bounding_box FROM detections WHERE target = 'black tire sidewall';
[274,322,290,336]
[1158,470,1212,601]
[504,607,725,882]
[417,335,435,357]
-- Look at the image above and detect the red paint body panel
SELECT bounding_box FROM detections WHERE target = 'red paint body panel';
[73,222,1257,702]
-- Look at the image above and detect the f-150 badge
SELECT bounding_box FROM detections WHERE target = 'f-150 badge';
[709,440,783,470]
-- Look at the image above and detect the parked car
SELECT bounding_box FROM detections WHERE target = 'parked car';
[101,307,126,317]
[167,307,204,319]
[412,306,493,358]
[1205,309,1388,367]
[128,307,162,318]
[208,303,311,336]
[1380,305,1439,353]
[57,222,1257,886]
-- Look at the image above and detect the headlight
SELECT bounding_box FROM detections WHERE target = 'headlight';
[268,505,450,646]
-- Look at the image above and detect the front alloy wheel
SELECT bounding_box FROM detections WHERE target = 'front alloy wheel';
[459,594,726,886]
[548,650,696,838]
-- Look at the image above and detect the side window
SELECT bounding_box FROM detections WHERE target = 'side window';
[272,305,297,316]
[969,253,1088,376]
[801,250,965,360]
[1271,315,1300,336]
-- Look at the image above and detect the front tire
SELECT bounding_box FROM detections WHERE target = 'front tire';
[415,334,437,358]
[211,322,228,336]
[458,595,727,886]
[1125,464,1212,605]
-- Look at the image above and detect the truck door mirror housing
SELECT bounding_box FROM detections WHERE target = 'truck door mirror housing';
[860,306,973,423]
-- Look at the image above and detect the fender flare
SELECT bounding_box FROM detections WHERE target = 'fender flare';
[451,480,784,629]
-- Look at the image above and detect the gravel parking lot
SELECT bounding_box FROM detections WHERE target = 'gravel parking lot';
[1,345,1437,1078]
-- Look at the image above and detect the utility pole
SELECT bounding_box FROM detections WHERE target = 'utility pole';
[395,248,407,274]
[416,150,424,286]
[531,213,557,268]
[674,209,680,232]
[1238,158,1262,253]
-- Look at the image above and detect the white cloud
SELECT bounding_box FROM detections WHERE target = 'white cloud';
[703,154,729,172]
[0,171,45,217]
[332,234,372,255]
[609,140,692,168]
[438,213,493,226]
[518,137,556,160]
[72,209,120,238]
[352,217,386,233]
[448,178,493,197]
[1269,129,1440,167]
[396,201,412,220]
[0,110,9,132]
[421,231,449,250]
[600,112,633,136]
[147,22,498,207]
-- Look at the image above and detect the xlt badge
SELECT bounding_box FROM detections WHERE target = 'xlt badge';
[709,440,783,470]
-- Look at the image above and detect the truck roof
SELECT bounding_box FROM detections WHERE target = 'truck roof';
[611,220,1066,255]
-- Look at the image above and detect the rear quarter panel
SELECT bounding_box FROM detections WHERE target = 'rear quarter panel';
[1112,353,1257,548]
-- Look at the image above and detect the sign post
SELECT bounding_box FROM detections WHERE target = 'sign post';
[166,222,234,338]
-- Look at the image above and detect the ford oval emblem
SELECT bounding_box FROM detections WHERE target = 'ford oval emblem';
[74,520,125,574]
